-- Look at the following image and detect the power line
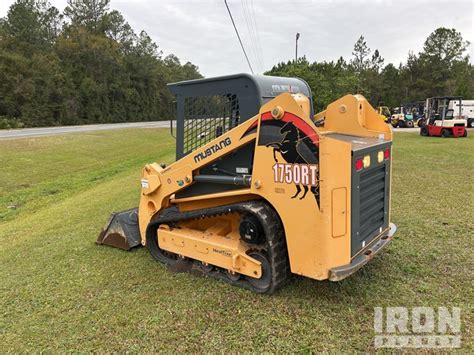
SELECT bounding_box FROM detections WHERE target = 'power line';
[242,0,264,73]
[249,0,265,71]
[241,0,259,72]
[224,0,254,74]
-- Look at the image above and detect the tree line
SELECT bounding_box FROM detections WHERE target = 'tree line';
[0,0,202,128]
[1,1,472,128]
[266,28,473,112]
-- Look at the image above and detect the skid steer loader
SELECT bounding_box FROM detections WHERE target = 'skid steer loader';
[97,74,397,293]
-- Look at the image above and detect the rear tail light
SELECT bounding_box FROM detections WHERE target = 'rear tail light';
[377,151,384,163]
[357,150,388,171]
[363,155,371,168]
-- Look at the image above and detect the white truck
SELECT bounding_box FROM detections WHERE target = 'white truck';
[449,99,474,128]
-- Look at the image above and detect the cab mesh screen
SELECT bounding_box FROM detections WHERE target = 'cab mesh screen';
[183,94,239,155]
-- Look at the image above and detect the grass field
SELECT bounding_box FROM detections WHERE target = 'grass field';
[1,129,473,352]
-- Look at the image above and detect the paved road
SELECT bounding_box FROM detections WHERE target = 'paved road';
[0,121,171,139]
[392,127,420,133]
[1,122,470,139]
[393,127,474,133]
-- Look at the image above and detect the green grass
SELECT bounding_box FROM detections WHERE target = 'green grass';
[1,129,473,352]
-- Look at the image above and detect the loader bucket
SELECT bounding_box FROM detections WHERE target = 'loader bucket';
[96,208,141,250]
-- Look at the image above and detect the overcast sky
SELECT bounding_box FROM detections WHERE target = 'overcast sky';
[1,0,473,77]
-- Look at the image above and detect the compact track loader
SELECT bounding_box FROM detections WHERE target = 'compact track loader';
[97,74,397,293]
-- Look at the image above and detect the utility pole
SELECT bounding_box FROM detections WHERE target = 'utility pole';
[295,33,300,63]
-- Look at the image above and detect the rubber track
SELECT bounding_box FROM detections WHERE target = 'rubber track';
[145,200,291,294]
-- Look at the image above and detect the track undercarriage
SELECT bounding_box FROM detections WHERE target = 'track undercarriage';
[145,200,290,294]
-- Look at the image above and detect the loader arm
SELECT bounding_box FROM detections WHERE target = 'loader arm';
[138,115,260,241]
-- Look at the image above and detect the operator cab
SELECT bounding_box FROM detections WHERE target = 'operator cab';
[168,74,313,159]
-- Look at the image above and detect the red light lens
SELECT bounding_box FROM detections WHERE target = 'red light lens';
[355,158,363,171]
[384,148,390,160]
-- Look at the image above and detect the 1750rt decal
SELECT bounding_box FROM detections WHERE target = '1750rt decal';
[272,163,319,199]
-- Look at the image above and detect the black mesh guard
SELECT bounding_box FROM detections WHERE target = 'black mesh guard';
[183,94,239,155]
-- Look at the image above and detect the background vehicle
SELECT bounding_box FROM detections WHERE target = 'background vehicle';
[420,96,467,137]
[450,99,474,128]
[377,106,391,122]
[97,74,396,294]
[405,101,425,127]
[391,106,415,128]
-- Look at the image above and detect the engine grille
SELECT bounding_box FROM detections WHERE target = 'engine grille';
[359,165,386,241]
[351,158,390,257]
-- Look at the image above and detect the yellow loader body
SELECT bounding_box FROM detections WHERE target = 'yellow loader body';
[98,74,396,293]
